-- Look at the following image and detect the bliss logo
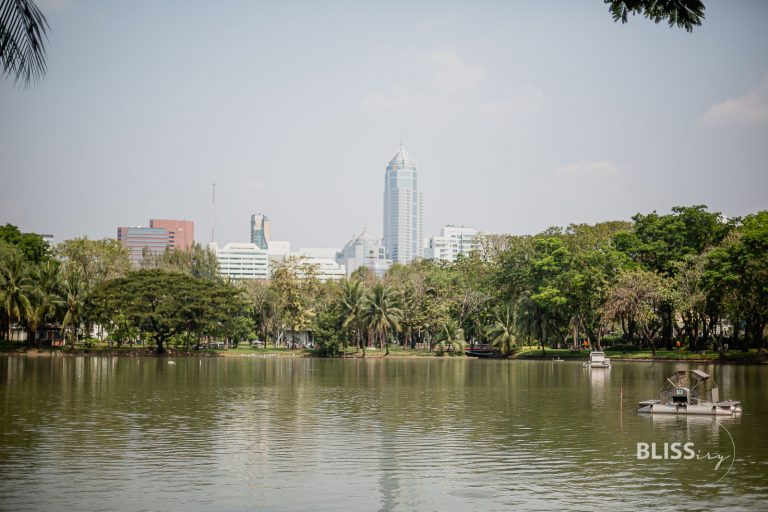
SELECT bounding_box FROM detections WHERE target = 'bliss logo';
[636,442,696,460]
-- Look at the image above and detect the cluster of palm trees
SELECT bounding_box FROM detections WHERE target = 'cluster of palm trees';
[333,278,547,356]
[337,281,403,356]
[0,255,83,347]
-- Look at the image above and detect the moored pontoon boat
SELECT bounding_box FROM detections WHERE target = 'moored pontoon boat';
[583,351,611,368]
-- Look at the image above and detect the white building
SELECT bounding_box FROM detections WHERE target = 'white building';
[294,248,346,281]
[267,240,291,263]
[336,229,391,278]
[210,242,269,280]
[427,225,478,263]
[383,145,423,264]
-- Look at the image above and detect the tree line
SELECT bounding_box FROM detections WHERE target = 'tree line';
[1,205,766,356]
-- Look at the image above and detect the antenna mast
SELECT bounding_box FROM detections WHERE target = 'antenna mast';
[211,182,216,244]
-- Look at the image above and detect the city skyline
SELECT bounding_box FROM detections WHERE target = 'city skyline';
[1,2,767,249]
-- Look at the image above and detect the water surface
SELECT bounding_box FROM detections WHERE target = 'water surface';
[1,356,766,511]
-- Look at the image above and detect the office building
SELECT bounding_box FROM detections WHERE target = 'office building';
[210,242,269,280]
[427,225,478,262]
[149,219,194,249]
[383,145,423,264]
[117,226,171,267]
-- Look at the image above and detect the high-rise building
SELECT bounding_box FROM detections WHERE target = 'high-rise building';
[383,145,423,264]
[150,219,194,249]
[117,226,171,267]
[250,213,271,250]
[427,225,478,263]
[210,242,269,280]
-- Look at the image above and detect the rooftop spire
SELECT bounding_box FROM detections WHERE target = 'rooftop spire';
[387,144,417,169]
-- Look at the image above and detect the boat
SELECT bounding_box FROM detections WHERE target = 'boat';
[637,369,742,416]
[583,351,611,368]
[465,344,500,358]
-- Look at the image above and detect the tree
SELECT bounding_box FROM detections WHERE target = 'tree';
[0,252,32,340]
[433,319,466,354]
[240,279,279,347]
[25,259,62,346]
[670,254,708,350]
[56,238,131,287]
[362,283,401,356]
[0,224,49,263]
[61,272,85,350]
[605,0,705,32]
[337,278,367,354]
[0,0,48,86]
[707,212,768,351]
[487,304,517,356]
[603,269,666,356]
[613,205,731,347]
[143,243,220,280]
[271,257,320,347]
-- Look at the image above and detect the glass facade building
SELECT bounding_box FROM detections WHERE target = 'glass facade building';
[250,213,271,250]
[383,145,423,264]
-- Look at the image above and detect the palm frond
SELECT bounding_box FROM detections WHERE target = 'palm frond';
[0,0,49,86]
[605,0,705,33]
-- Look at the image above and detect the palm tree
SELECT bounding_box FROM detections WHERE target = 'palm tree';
[487,304,517,356]
[0,254,32,341]
[434,319,466,354]
[362,283,402,356]
[338,279,366,355]
[26,260,62,346]
[61,273,84,350]
[0,0,49,86]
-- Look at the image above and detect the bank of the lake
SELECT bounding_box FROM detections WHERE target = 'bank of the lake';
[1,340,765,363]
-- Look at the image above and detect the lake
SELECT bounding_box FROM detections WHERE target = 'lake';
[1,356,766,511]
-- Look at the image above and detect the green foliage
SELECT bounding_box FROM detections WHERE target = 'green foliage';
[5,205,763,356]
[142,243,220,280]
[0,224,50,263]
[88,269,249,354]
[56,237,131,286]
[434,318,466,353]
[605,0,705,32]
[361,282,402,356]
[0,251,32,340]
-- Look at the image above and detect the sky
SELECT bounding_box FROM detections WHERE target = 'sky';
[1,0,767,249]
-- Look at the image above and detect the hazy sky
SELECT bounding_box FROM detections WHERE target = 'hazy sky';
[2,1,767,248]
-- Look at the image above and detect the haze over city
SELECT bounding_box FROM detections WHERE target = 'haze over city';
[1,0,767,248]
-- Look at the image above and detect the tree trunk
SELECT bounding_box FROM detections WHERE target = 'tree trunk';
[661,306,673,350]
[572,322,579,351]
[69,328,78,352]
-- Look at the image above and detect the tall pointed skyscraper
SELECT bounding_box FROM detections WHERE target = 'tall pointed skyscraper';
[383,145,423,264]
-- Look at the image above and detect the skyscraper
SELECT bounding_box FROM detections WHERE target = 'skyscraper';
[383,145,423,264]
[250,213,271,250]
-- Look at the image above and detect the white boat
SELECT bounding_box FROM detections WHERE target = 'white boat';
[637,369,742,416]
[583,351,611,368]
